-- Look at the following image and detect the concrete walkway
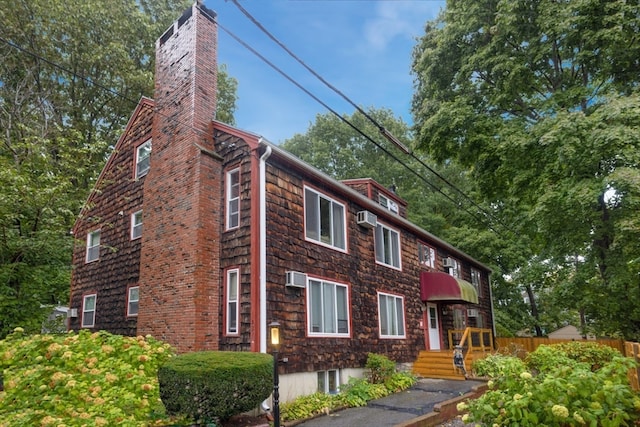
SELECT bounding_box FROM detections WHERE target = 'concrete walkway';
[289,378,486,427]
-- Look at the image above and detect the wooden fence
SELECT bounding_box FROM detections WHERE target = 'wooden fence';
[495,337,639,391]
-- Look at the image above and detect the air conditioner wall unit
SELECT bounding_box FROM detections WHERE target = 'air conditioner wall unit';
[356,210,377,228]
[442,257,455,268]
[68,308,78,318]
[467,308,479,317]
[285,271,307,288]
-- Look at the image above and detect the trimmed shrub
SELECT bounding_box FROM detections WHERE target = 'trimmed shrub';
[158,351,273,424]
[365,352,396,384]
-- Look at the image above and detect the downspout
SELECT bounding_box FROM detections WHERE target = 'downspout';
[259,142,272,353]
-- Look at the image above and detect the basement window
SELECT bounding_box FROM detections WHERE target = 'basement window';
[317,370,339,394]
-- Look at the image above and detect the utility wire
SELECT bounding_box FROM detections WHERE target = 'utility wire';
[218,21,505,236]
[230,0,508,232]
[0,17,503,236]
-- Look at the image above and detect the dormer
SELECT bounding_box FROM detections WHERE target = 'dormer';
[341,178,407,218]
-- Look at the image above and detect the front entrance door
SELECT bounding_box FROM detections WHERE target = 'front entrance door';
[427,303,440,350]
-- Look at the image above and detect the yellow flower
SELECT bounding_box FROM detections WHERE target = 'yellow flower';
[13,327,24,333]
[461,414,470,423]
[573,411,586,425]
[513,394,523,401]
[95,417,108,427]
[101,345,114,354]
[141,383,153,391]
[47,343,62,353]
[105,373,118,383]
[62,351,73,360]
[40,415,56,426]
[138,355,149,362]
[51,372,66,382]
[487,380,494,389]
[456,402,468,411]
[552,404,569,418]
[519,372,532,380]
[94,397,105,405]
[65,380,77,388]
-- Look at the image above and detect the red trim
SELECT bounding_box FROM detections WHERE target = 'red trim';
[304,275,352,339]
[222,267,240,337]
[302,182,351,254]
[249,149,260,351]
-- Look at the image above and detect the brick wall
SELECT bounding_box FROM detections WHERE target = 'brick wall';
[137,3,221,352]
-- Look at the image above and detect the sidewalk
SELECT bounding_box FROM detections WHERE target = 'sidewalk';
[288,378,486,427]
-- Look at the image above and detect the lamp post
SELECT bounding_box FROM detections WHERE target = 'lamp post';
[269,321,281,427]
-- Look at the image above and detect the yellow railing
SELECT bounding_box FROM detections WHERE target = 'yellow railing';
[448,327,494,356]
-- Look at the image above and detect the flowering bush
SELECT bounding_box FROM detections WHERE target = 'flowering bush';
[461,343,640,426]
[0,327,177,426]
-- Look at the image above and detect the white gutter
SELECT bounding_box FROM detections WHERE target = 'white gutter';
[259,142,272,353]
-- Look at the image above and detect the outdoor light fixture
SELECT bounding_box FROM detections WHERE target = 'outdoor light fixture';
[269,321,281,427]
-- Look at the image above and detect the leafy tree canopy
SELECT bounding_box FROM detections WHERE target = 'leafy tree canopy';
[412,0,640,338]
[0,0,238,338]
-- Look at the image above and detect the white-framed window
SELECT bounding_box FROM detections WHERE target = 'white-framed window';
[378,292,406,338]
[131,210,143,240]
[419,242,436,269]
[82,294,97,328]
[304,187,346,251]
[375,223,401,269]
[379,194,399,214]
[226,269,239,335]
[86,230,100,263]
[307,278,349,336]
[471,268,482,296]
[317,370,339,394]
[446,258,461,278]
[226,168,240,230]
[127,286,139,317]
[135,139,152,178]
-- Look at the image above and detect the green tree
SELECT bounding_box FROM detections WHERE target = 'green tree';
[412,0,640,338]
[0,0,238,338]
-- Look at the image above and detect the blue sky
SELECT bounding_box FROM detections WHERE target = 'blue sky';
[204,1,445,144]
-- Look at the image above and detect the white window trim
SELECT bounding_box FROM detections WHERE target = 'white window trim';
[377,291,406,339]
[304,186,347,252]
[419,242,436,269]
[317,369,340,394]
[448,258,461,278]
[226,168,240,230]
[379,194,398,214]
[306,277,350,337]
[471,268,481,296]
[226,269,240,335]
[135,139,152,179]
[127,286,139,317]
[375,222,402,270]
[86,230,100,263]
[131,210,143,240]
[82,294,97,328]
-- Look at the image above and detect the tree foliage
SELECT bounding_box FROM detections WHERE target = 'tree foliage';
[0,0,237,338]
[412,0,640,338]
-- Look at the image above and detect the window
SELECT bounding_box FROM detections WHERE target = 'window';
[127,286,139,317]
[304,187,346,251]
[226,269,239,335]
[419,243,436,269]
[307,279,349,336]
[375,223,401,269]
[378,292,405,338]
[471,268,482,296]
[379,194,399,214]
[131,210,143,240]
[135,139,152,178]
[317,370,339,394]
[446,257,461,278]
[82,294,97,328]
[86,230,100,263]
[226,168,240,230]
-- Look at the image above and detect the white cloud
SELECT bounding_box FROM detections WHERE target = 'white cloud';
[364,2,442,51]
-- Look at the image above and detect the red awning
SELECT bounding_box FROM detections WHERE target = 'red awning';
[420,271,479,304]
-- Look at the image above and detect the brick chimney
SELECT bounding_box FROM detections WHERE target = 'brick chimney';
[138,2,222,352]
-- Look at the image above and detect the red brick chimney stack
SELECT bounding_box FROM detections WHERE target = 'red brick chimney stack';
[138,2,222,352]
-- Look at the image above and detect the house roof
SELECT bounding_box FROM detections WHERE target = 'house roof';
[254,136,491,272]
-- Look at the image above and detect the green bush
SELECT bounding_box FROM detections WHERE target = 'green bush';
[0,327,177,426]
[472,353,526,378]
[365,352,396,384]
[460,343,640,426]
[158,351,273,424]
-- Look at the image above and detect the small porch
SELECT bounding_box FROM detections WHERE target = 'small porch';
[413,327,494,380]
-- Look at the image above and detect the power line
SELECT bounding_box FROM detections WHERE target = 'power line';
[229,0,511,233]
